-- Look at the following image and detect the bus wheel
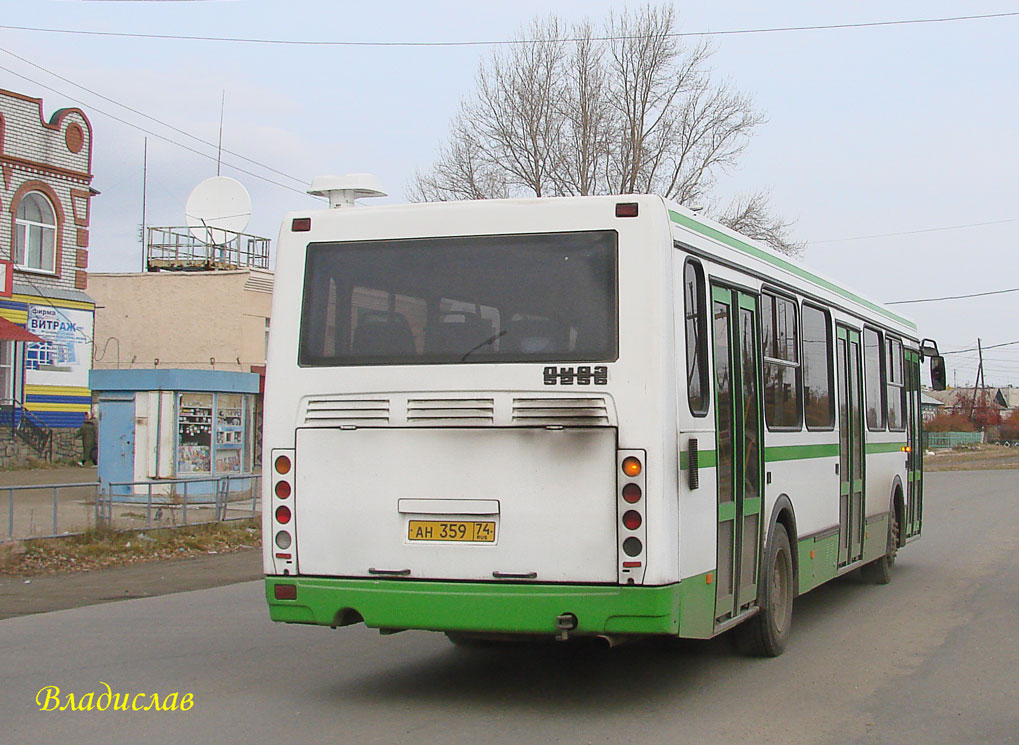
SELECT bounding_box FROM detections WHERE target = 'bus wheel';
[861,509,898,585]
[734,523,794,657]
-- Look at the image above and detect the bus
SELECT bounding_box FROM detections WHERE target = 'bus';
[262,191,946,656]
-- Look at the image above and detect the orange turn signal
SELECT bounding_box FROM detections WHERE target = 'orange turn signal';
[622,457,642,478]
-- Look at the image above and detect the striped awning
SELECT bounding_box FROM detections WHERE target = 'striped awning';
[0,317,43,342]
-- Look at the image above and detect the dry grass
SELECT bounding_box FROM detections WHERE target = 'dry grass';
[0,519,261,577]
[924,444,1019,472]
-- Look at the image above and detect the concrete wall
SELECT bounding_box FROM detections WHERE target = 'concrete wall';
[89,269,272,371]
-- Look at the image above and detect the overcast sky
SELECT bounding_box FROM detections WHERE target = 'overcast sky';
[1,0,1016,386]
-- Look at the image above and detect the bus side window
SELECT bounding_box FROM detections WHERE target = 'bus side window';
[886,336,905,431]
[762,292,802,430]
[684,259,709,416]
[802,303,834,430]
[863,327,886,430]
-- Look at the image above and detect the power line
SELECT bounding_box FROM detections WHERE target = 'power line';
[0,62,313,197]
[943,340,1019,356]
[0,11,1016,48]
[887,286,1019,305]
[0,46,307,187]
[812,217,1019,244]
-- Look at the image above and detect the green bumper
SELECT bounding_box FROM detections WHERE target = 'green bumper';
[265,574,715,637]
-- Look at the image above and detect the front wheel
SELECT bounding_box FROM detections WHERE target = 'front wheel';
[733,523,794,657]
[861,508,898,585]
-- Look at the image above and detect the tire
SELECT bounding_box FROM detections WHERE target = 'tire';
[733,523,794,657]
[860,507,898,585]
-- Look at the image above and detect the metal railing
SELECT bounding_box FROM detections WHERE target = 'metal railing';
[2,475,261,541]
[923,431,985,449]
[97,474,262,530]
[4,481,101,540]
[147,226,270,270]
[0,398,54,458]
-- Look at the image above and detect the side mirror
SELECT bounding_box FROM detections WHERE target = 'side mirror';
[919,337,940,361]
[930,355,947,391]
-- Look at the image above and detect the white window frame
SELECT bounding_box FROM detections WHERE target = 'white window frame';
[14,192,58,274]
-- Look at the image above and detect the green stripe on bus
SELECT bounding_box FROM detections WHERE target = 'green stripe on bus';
[267,573,722,639]
[680,449,717,470]
[669,210,917,330]
[266,577,683,636]
[764,443,839,462]
[865,442,907,454]
[680,441,902,469]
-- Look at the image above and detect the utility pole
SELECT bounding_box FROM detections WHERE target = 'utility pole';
[141,137,148,273]
[977,338,985,392]
[216,90,225,177]
[968,338,985,421]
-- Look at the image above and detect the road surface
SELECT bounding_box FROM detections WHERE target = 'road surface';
[1,470,1016,744]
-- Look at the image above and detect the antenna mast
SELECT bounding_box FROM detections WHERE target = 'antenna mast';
[141,137,148,272]
[216,90,225,177]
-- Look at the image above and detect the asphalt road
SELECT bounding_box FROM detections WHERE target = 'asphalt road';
[1,470,1017,745]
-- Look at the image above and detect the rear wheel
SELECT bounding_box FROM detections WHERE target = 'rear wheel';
[733,523,794,657]
[861,507,898,585]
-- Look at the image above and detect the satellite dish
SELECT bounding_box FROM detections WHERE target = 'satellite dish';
[185,176,252,244]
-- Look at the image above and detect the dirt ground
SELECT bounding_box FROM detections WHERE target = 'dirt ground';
[923,444,1019,471]
[0,547,262,620]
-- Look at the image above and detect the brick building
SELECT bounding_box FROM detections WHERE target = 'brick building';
[0,88,97,464]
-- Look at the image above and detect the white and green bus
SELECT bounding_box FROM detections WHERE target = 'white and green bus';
[263,191,946,655]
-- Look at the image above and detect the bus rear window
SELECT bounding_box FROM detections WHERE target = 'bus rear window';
[299,231,618,366]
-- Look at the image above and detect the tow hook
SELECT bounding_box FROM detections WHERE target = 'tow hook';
[555,612,578,642]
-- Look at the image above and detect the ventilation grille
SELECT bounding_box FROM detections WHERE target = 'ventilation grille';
[303,398,390,426]
[512,397,610,425]
[407,398,495,424]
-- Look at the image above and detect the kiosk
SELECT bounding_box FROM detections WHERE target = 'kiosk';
[90,369,260,499]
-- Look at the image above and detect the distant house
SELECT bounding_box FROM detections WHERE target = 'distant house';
[924,387,997,414]
[992,386,1019,416]
[920,392,944,423]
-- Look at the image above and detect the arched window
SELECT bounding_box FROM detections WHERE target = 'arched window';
[15,192,57,273]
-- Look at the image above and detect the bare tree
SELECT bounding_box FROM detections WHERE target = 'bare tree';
[411,3,801,254]
[551,21,613,196]
[718,191,805,256]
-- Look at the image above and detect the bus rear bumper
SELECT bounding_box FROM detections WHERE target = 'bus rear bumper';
[265,575,714,637]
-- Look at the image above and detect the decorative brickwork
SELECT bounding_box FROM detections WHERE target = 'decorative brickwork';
[0,89,93,292]
[75,269,87,290]
[76,228,88,247]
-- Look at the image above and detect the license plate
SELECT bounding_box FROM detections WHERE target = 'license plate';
[408,520,496,543]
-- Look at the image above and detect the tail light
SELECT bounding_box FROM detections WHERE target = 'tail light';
[622,510,642,530]
[617,449,647,585]
[270,448,296,575]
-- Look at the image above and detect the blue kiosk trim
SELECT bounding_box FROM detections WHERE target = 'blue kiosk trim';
[91,369,260,501]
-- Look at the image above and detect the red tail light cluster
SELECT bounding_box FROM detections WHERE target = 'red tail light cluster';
[617,450,647,584]
[271,449,296,573]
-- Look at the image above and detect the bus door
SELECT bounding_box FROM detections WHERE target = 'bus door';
[836,326,865,566]
[711,286,763,622]
[904,350,923,538]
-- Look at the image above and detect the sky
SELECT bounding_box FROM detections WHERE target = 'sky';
[1,0,1016,387]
